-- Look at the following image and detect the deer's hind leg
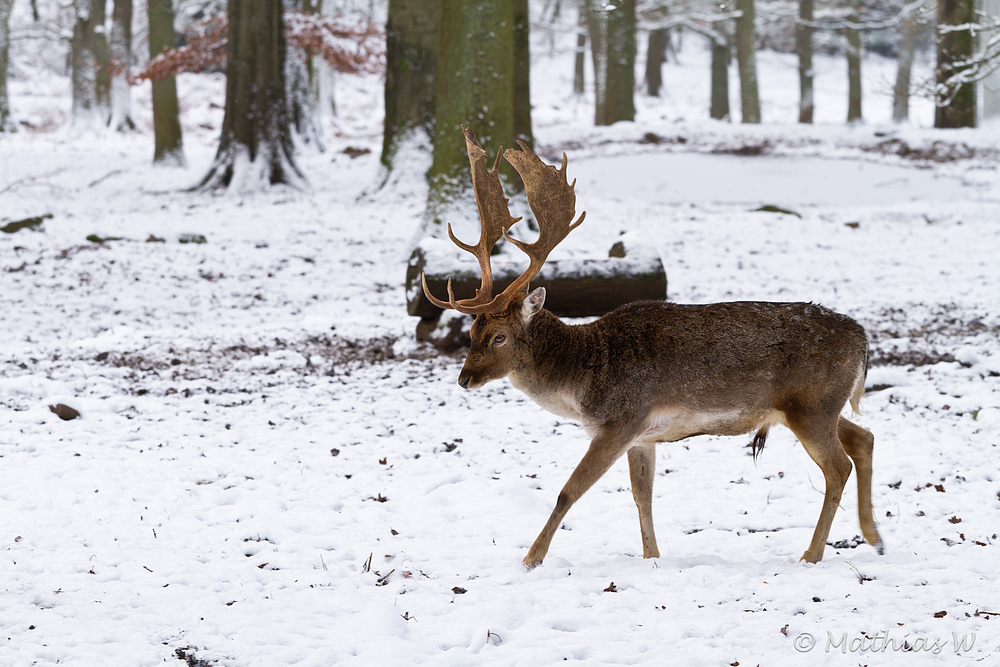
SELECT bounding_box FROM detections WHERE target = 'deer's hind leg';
[786,414,853,563]
[837,417,883,554]
[627,443,660,559]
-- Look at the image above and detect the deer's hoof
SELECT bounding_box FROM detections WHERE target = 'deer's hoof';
[799,550,823,564]
[522,554,543,570]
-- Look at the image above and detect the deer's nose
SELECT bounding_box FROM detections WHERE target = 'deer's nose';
[457,373,472,390]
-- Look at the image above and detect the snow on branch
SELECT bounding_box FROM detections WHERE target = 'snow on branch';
[130,11,384,84]
[636,1,739,46]
[927,17,1000,106]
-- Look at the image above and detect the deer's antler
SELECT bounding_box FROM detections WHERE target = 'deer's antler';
[421,128,585,315]
[421,126,520,314]
[489,141,586,312]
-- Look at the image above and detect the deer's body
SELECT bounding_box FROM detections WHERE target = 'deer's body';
[424,126,883,569]
[506,300,867,441]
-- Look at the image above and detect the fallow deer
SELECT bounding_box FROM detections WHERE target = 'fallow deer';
[423,126,883,569]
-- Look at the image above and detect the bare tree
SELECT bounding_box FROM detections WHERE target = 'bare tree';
[147,0,184,163]
[426,0,514,230]
[796,0,813,123]
[710,30,730,120]
[892,2,920,122]
[381,0,437,177]
[0,0,11,131]
[286,0,322,149]
[646,28,668,96]
[846,0,862,123]
[574,7,586,95]
[935,0,976,127]
[735,0,760,122]
[587,0,636,125]
[110,0,136,131]
[513,0,533,147]
[198,0,302,189]
[71,0,105,125]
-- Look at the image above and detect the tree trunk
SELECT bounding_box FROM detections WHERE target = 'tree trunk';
[0,0,11,131]
[796,0,813,123]
[286,0,322,149]
[892,5,918,123]
[983,0,1000,120]
[198,0,302,188]
[574,9,586,96]
[147,0,184,163]
[427,0,514,232]
[646,28,667,97]
[380,0,437,174]
[513,0,532,148]
[734,0,760,123]
[93,0,111,121]
[935,0,976,128]
[846,0,862,123]
[110,0,135,131]
[710,35,730,121]
[71,0,99,124]
[587,0,635,126]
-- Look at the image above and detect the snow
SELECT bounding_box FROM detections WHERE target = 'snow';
[3,10,1000,667]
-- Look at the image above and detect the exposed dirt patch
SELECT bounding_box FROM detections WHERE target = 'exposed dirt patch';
[863,138,998,164]
[711,140,773,157]
[867,304,999,368]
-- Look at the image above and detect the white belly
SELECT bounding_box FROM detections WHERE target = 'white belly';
[639,407,785,443]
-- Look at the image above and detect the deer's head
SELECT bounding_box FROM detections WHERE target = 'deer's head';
[456,288,546,389]
[422,127,584,391]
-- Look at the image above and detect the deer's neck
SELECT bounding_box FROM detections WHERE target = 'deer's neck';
[507,310,601,420]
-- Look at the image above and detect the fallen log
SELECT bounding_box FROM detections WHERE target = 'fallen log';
[406,235,667,327]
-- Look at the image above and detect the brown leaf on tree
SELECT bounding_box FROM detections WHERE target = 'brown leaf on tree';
[130,12,384,84]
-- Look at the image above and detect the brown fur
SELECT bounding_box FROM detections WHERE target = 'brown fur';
[458,293,883,569]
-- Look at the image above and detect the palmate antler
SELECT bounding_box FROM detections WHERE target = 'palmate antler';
[421,126,586,316]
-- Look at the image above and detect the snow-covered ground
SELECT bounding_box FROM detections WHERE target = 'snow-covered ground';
[3,15,1000,667]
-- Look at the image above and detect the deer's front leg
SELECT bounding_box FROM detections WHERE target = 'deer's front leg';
[524,429,635,569]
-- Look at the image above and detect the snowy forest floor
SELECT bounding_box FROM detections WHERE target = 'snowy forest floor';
[3,29,1000,667]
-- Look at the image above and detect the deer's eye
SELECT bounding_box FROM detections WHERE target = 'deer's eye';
[492,333,507,346]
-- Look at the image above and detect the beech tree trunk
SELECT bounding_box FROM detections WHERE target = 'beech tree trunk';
[574,9,586,96]
[0,0,11,131]
[381,0,437,173]
[846,0,862,123]
[147,0,184,163]
[796,0,813,123]
[646,28,668,97]
[110,0,135,131]
[935,0,976,128]
[198,0,302,189]
[892,5,918,123]
[587,0,636,126]
[735,0,760,123]
[426,0,514,231]
[71,0,101,124]
[286,0,321,149]
[513,0,533,149]
[710,35,730,120]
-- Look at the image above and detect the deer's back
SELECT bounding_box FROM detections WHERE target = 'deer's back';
[578,300,869,425]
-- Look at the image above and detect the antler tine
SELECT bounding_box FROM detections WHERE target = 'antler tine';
[421,126,519,315]
[485,141,586,312]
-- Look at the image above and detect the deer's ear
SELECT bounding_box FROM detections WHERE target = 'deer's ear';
[521,287,546,323]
